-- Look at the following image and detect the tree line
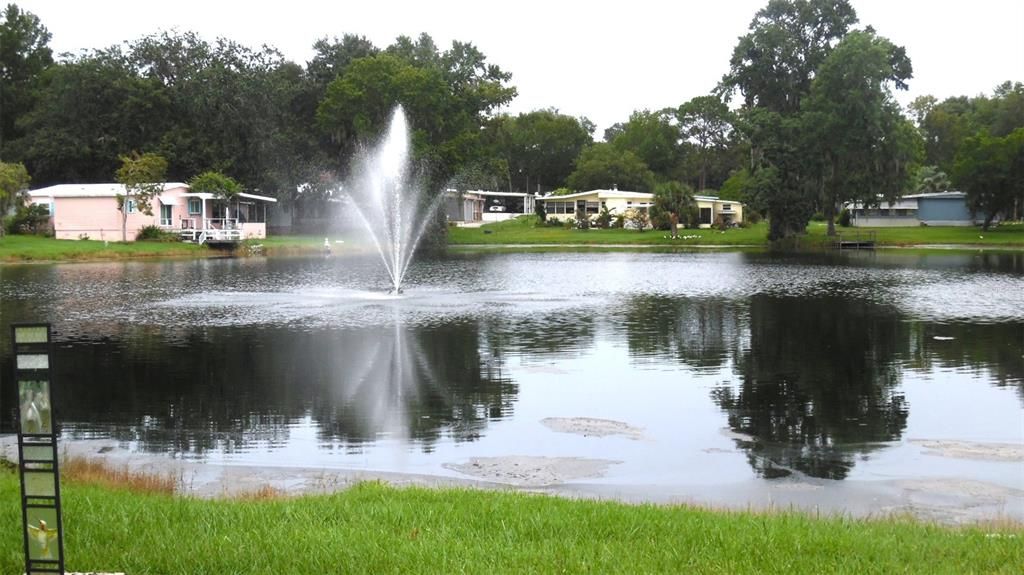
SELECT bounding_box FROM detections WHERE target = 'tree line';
[1,0,1021,239]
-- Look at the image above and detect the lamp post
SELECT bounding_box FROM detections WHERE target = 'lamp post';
[12,323,65,575]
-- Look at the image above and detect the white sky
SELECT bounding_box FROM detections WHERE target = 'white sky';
[16,0,1024,135]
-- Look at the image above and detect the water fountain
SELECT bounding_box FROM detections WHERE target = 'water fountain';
[346,106,444,294]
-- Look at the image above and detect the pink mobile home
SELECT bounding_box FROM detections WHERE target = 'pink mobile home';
[27,183,276,243]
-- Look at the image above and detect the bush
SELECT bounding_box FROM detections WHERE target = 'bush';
[575,208,590,230]
[811,212,826,221]
[649,205,672,231]
[746,211,763,225]
[613,214,625,229]
[136,225,180,242]
[563,218,576,230]
[838,209,851,227]
[6,203,51,235]
[545,217,562,227]
[595,206,613,229]
[623,208,649,231]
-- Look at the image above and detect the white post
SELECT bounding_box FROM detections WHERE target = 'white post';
[201,197,207,229]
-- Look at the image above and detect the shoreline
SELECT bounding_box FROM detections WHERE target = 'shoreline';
[5,436,1019,526]
[1,241,1022,264]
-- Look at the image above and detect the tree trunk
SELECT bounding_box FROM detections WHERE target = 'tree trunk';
[670,213,679,239]
[825,200,836,237]
[121,211,128,242]
[983,212,995,231]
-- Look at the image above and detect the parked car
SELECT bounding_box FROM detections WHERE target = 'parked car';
[488,205,506,212]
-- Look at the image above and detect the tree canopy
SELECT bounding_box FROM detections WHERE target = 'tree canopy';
[0,3,52,152]
[566,143,656,193]
[801,29,920,235]
[953,128,1024,230]
[115,151,167,241]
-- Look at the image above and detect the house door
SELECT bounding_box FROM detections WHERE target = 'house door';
[699,207,712,225]
[160,204,173,227]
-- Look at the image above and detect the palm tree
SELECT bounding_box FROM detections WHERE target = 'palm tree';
[653,181,697,239]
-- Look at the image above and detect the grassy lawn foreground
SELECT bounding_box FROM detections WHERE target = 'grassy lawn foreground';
[448,216,1024,248]
[0,469,1019,574]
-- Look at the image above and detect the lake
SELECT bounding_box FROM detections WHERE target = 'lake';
[1,249,1022,521]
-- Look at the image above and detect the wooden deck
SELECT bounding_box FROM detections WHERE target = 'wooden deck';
[829,231,876,250]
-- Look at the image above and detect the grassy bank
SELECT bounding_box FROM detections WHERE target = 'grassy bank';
[447,216,1024,248]
[0,235,208,262]
[0,467,1019,573]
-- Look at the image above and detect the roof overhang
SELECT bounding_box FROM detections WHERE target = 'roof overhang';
[181,192,277,203]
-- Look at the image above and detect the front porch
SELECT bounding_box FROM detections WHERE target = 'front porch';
[167,192,277,244]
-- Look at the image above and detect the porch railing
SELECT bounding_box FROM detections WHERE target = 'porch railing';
[178,217,240,230]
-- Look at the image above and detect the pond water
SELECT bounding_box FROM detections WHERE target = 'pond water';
[1,250,1022,519]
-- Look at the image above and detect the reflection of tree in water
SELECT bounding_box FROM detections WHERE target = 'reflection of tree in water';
[712,296,908,480]
[906,322,1024,401]
[618,296,746,371]
[3,322,515,454]
[478,311,596,359]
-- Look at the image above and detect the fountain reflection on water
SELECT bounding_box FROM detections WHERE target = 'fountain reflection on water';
[346,106,444,294]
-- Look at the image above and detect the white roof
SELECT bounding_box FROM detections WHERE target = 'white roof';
[28,183,276,203]
[541,190,744,205]
[540,189,654,201]
[465,190,532,198]
[181,192,277,203]
[902,191,965,200]
[28,182,188,198]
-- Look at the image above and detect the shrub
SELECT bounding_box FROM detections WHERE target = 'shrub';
[563,218,576,230]
[595,206,613,229]
[746,211,763,224]
[545,217,561,227]
[6,203,51,235]
[613,214,625,228]
[136,225,180,242]
[623,208,649,231]
[535,200,547,222]
[649,205,672,231]
[838,208,851,227]
[811,212,826,221]
[575,208,590,230]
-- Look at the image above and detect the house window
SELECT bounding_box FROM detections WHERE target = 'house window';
[160,204,173,226]
[188,198,202,215]
[126,199,137,214]
[723,204,732,211]
[586,201,600,214]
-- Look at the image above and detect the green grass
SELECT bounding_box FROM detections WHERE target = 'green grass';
[0,234,208,262]
[447,216,1024,248]
[0,470,1019,574]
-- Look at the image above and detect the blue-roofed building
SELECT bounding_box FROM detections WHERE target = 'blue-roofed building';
[847,191,986,227]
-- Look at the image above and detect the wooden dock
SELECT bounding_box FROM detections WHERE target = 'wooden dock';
[829,231,876,250]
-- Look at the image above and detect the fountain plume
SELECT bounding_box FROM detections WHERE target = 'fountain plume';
[347,107,444,293]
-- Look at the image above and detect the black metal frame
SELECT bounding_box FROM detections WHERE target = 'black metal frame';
[12,323,65,574]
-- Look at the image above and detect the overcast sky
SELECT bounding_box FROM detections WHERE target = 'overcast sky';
[16,0,1024,135]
